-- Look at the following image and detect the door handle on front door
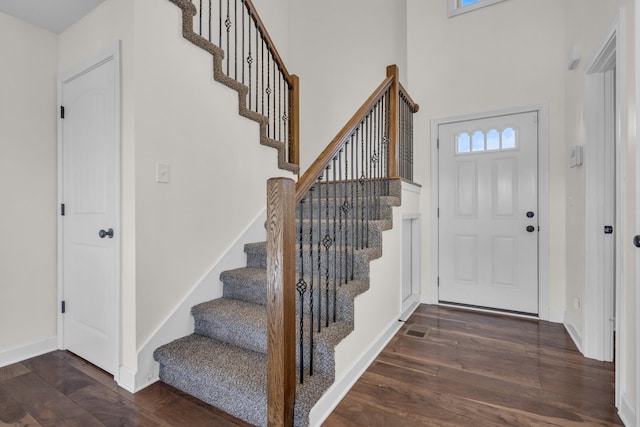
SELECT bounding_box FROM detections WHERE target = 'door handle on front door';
[526,226,535,233]
[633,235,640,248]
[99,228,114,239]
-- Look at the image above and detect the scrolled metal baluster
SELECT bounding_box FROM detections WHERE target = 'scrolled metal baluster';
[233,0,238,79]
[316,174,322,333]
[323,165,331,328]
[247,13,252,109]
[225,0,231,75]
[332,157,338,322]
[296,197,307,384]
[308,185,315,376]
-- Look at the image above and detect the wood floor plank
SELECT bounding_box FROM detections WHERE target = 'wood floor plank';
[0,372,102,427]
[68,384,165,427]
[21,352,98,396]
[0,363,30,383]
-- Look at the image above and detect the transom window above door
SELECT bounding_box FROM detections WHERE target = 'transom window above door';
[455,127,517,154]
[448,0,507,17]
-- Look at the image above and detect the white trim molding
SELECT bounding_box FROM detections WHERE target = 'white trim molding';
[0,336,57,368]
[430,104,551,321]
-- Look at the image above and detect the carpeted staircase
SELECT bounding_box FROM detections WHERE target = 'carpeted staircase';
[153,180,401,426]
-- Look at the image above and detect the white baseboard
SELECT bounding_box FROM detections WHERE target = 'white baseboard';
[618,392,635,427]
[0,336,57,368]
[563,319,583,354]
[308,306,418,427]
[117,365,137,393]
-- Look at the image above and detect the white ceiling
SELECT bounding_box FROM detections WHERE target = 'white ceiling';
[0,0,106,34]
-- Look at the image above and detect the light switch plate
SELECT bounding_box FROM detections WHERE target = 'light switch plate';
[156,162,170,183]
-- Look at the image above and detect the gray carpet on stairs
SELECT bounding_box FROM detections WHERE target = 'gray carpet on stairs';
[153,181,401,426]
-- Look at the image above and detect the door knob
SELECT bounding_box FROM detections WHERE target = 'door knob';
[634,235,640,248]
[526,225,535,233]
[99,228,114,239]
[526,211,535,218]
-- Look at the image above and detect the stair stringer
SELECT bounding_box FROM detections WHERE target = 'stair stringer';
[168,0,299,174]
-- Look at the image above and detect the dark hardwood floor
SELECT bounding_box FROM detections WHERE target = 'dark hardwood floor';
[0,305,622,426]
[324,305,623,426]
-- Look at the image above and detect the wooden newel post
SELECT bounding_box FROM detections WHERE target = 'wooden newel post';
[266,178,296,427]
[289,75,300,167]
[386,64,400,179]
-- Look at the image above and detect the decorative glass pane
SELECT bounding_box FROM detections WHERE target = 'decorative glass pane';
[502,127,516,149]
[486,129,500,150]
[460,0,482,5]
[457,133,471,153]
[472,131,485,152]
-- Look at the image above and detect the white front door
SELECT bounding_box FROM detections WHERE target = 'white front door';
[438,111,538,314]
[60,52,120,375]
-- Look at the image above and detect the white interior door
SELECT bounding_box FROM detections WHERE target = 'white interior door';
[61,54,119,375]
[438,111,538,314]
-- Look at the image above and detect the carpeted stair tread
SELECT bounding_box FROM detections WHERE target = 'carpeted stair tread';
[154,334,267,425]
[192,297,355,375]
[154,333,333,426]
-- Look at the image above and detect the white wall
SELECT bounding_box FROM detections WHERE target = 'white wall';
[132,0,287,352]
[406,0,567,321]
[563,0,636,423]
[289,0,408,170]
[0,12,58,358]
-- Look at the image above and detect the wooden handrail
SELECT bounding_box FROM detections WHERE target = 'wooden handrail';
[399,82,420,113]
[295,75,394,202]
[243,0,293,85]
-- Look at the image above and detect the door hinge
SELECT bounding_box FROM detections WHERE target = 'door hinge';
[437,139,440,149]
[437,208,440,218]
[61,203,65,216]
[61,301,66,314]
[437,277,440,287]
[60,106,65,119]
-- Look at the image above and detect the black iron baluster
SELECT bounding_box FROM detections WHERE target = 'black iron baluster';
[266,54,271,137]
[208,0,212,42]
[255,25,259,111]
[365,113,370,248]
[241,1,245,84]
[261,37,265,116]
[247,12,252,110]
[332,157,338,322]
[308,185,314,376]
[296,197,307,384]
[316,175,322,333]
[225,0,231,75]
[341,143,349,284]
[278,73,282,142]
[323,166,331,328]
[234,0,238,80]
[350,133,356,280]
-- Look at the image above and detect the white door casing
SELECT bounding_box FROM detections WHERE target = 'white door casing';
[438,111,539,314]
[58,43,121,377]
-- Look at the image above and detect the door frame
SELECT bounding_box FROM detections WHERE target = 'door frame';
[429,104,551,321]
[57,41,122,380]
[583,20,622,365]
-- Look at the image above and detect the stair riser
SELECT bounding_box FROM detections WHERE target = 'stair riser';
[296,198,391,220]
[310,180,401,199]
